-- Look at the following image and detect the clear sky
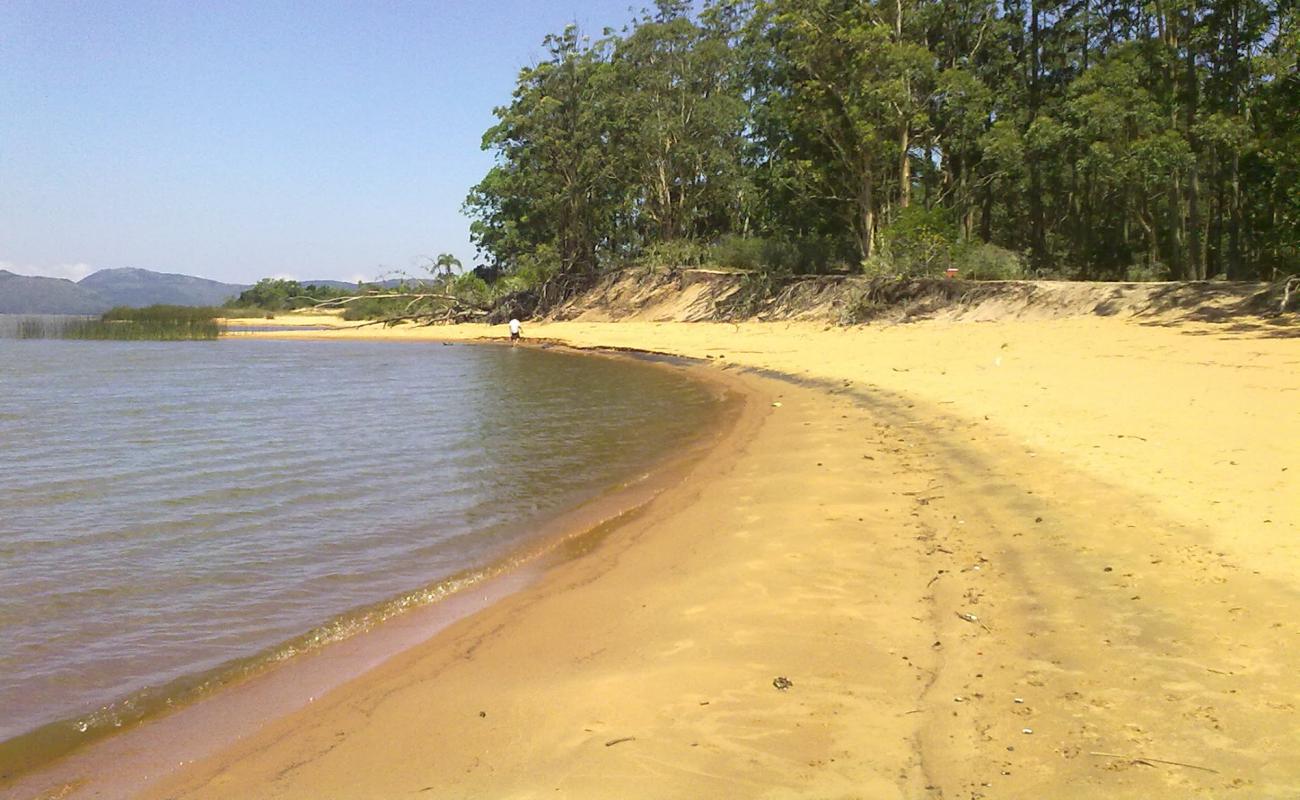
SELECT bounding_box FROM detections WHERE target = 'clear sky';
[0,0,645,285]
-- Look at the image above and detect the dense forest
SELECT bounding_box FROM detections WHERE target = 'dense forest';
[465,0,1297,284]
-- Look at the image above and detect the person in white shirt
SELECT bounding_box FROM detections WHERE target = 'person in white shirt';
[508,318,521,345]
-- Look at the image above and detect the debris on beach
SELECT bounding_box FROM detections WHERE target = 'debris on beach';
[773,676,793,691]
[1088,751,1218,773]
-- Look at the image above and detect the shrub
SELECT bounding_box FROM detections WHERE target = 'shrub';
[710,235,847,275]
[878,206,960,276]
[1125,259,1170,282]
[450,273,494,307]
[341,296,406,320]
[951,242,1027,280]
[512,245,562,288]
[860,248,900,278]
[641,239,710,270]
[710,234,767,271]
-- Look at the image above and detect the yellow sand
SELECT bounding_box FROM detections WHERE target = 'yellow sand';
[140,315,1297,798]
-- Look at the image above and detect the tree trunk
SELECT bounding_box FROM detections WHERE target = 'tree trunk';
[980,184,994,242]
[899,123,912,209]
[1168,173,1186,279]
[1027,0,1047,268]
[1183,7,1204,280]
[858,171,876,261]
[1229,150,1243,280]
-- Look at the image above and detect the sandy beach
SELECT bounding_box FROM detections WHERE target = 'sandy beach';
[113,312,1300,798]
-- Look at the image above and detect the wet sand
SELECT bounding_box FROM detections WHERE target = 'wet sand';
[134,315,1300,797]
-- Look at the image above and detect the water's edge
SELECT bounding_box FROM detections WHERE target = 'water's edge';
[0,343,743,799]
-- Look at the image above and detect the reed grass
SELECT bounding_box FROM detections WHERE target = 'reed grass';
[15,318,58,339]
[15,306,227,340]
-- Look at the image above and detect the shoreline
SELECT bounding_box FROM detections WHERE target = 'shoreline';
[1,344,744,800]
[14,313,1300,797]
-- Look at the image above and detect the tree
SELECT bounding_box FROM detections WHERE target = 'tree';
[463,0,1297,283]
[433,253,462,279]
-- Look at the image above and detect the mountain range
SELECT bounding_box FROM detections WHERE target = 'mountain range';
[0,268,399,315]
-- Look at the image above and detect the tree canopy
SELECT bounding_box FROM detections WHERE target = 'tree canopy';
[466,0,1297,282]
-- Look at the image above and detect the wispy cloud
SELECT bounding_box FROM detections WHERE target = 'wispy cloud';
[0,260,97,281]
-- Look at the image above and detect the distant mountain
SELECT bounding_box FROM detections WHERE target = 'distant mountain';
[0,267,410,315]
[0,270,111,314]
[77,268,248,308]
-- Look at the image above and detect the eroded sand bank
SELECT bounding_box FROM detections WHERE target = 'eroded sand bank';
[137,315,1298,798]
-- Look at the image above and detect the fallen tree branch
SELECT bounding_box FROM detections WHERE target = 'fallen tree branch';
[1088,752,1218,773]
[1282,275,1299,314]
[309,292,463,309]
[303,291,493,327]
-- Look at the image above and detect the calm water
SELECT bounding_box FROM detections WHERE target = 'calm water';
[0,338,719,773]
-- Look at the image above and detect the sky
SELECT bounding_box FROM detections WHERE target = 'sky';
[0,0,648,285]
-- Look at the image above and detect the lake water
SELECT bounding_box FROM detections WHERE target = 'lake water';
[0,337,720,777]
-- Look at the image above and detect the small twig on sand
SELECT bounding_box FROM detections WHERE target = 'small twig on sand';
[1115,434,1149,442]
[1089,752,1219,774]
[605,737,636,747]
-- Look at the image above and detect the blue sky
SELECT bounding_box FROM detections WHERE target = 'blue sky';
[0,1,645,285]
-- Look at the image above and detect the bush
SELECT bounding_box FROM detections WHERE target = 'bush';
[511,245,562,288]
[951,242,1026,280]
[1125,259,1170,282]
[450,273,494,307]
[641,239,710,270]
[227,278,351,310]
[860,250,900,278]
[341,296,407,320]
[710,235,848,275]
[878,206,960,276]
[710,234,768,271]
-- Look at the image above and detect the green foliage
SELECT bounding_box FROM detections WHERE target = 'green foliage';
[510,246,561,288]
[29,305,229,340]
[1124,260,1171,283]
[464,0,1297,287]
[879,206,961,276]
[951,243,1026,281]
[710,235,771,271]
[102,305,224,323]
[641,239,711,270]
[229,279,300,310]
[340,297,405,321]
[230,279,350,310]
[709,235,847,275]
[432,253,462,278]
[450,273,494,307]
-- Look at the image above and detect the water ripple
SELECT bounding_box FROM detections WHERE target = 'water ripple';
[0,338,719,760]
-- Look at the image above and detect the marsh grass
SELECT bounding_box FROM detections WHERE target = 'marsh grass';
[18,306,227,340]
[15,318,61,339]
